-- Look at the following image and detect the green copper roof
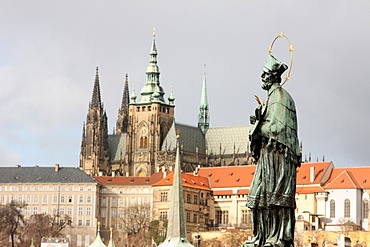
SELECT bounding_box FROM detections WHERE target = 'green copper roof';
[108,134,127,162]
[158,140,194,247]
[139,33,166,104]
[205,126,250,156]
[161,122,206,154]
[89,224,106,247]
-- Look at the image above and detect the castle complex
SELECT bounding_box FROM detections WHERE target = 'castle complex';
[79,33,252,177]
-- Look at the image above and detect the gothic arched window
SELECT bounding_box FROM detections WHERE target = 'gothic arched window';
[344,198,350,218]
[330,199,335,218]
[364,199,369,219]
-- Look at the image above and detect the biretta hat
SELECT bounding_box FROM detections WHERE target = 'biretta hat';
[263,54,288,77]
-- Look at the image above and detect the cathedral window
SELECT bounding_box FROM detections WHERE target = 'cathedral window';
[330,199,335,218]
[344,198,350,217]
[364,199,369,218]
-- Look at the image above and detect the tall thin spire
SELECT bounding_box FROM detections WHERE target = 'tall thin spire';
[198,65,210,134]
[91,67,102,108]
[116,74,130,134]
[158,135,194,247]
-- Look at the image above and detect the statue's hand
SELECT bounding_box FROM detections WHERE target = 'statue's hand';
[250,115,256,124]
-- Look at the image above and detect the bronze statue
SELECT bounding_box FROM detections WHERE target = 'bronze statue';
[243,53,300,247]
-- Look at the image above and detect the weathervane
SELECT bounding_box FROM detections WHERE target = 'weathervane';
[268,32,294,86]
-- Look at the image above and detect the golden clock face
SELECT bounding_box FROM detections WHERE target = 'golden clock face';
[141,127,147,136]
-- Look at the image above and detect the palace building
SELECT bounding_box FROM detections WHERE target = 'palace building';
[79,32,252,177]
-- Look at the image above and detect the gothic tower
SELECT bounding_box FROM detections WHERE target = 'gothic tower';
[116,74,130,134]
[126,31,175,177]
[80,67,110,176]
[198,65,210,134]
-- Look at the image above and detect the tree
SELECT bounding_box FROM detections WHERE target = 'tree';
[24,214,72,246]
[149,220,167,245]
[120,203,152,246]
[0,200,27,247]
[221,230,251,247]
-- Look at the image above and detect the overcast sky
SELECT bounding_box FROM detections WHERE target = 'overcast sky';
[1,1,370,168]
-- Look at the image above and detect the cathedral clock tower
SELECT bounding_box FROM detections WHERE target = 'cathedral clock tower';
[126,31,175,176]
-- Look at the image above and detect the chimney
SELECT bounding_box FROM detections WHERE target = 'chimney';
[55,164,60,172]
[161,166,165,173]
[16,164,21,168]
[99,171,103,176]
[310,166,315,183]
[194,167,199,176]
[169,166,173,172]
[112,172,115,178]
[156,166,160,173]
[126,172,129,177]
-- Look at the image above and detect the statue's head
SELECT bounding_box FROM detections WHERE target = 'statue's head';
[261,54,288,90]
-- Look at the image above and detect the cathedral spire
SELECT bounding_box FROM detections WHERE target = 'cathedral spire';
[116,74,130,134]
[139,29,165,104]
[198,65,210,134]
[91,67,102,108]
[158,135,193,247]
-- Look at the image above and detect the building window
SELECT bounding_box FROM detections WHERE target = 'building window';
[101,209,106,218]
[160,192,168,202]
[193,213,198,223]
[86,207,91,216]
[187,194,191,203]
[119,198,123,205]
[53,196,57,203]
[330,199,335,218]
[344,198,350,218]
[61,196,65,203]
[78,220,82,226]
[186,212,191,222]
[112,198,117,206]
[364,199,369,219]
[102,197,106,206]
[140,137,148,149]
[43,195,48,204]
[216,210,229,226]
[87,196,92,203]
[78,207,83,216]
[194,195,198,205]
[33,206,38,215]
[160,211,168,221]
[86,220,91,227]
[79,186,84,191]
[33,195,38,203]
[68,196,73,203]
[241,210,251,226]
[67,207,72,216]
[60,207,65,215]
[112,209,116,218]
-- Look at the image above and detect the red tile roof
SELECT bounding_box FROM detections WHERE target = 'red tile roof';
[296,162,333,185]
[196,166,256,188]
[324,168,361,189]
[213,190,233,196]
[94,172,164,186]
[151,172,211,191]
[296,186,325,194]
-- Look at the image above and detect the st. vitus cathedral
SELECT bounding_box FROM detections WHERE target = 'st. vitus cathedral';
[80,32,252,177]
